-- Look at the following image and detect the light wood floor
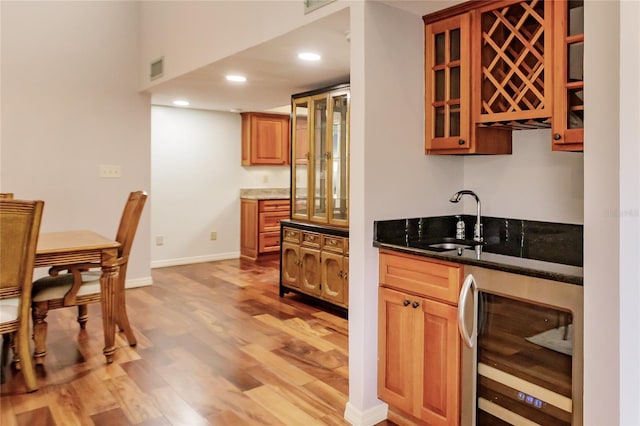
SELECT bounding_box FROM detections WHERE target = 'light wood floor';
[0,259,406,426]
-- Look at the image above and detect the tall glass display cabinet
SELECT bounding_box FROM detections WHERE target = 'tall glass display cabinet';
[280,83,350,315]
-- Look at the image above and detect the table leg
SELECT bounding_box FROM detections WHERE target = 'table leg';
[100,263,119,363]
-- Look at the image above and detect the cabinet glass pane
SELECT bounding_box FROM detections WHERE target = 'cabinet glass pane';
[313,98,327,219]
[450,105,460,137]
[331,94,349,222]
[568,0,584,36]
[435,32,445,65]
[450,29,460,61]
[568,89,584,129]
[435,107,445,138]
[568,42,583,82]
[293,101,309,217]
[435,70,445,102]
[450,66,460,100]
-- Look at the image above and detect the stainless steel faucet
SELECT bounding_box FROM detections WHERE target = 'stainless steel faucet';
[450,190,483,242]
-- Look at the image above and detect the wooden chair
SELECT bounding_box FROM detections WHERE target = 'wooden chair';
[31,191,147,364]
[0,193,14,199]
[0,199,44,392]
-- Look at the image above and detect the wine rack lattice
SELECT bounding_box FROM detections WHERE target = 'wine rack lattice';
[479,0,549,123]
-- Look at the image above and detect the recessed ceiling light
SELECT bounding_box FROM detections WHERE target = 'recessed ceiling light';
[298,52,321,62]
[226,74,247,82]
[172,100,190,107]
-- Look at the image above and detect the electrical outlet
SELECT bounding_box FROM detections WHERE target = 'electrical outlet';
[155,235,164,246]
[99,165,122,178]
[210,231,217,241]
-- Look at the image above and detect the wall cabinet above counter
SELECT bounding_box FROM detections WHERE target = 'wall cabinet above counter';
[423,0,584,155]
[241,112,290,166]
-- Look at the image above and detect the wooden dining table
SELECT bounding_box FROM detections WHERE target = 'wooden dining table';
[35,230,136,363]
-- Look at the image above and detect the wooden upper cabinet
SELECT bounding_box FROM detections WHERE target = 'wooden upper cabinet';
[425,10,511,155]
[552,0,584,151]
[473,0,553,126]
[241,112,290,166]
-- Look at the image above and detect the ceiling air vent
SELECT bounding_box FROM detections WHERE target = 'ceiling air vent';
[150,57,164,81]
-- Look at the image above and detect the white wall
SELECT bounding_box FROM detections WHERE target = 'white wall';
[151,105,289,267]
[619,2,640,423]
[1,1,151,284]
[463,129,584,223]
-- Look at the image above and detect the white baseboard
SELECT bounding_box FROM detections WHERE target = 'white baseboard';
[151,252,240,269]
[344,401,388,426]
[125,276,153,289]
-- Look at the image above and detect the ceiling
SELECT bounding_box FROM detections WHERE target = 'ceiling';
[147,1,464,113]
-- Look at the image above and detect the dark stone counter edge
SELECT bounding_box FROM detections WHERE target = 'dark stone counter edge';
[375,242,583,286]
[280,219,349,237]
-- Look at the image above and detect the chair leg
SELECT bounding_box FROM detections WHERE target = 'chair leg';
[5,332,21,370]
[32,301,49,365]
[15,325,38,392]
[77,304,88,329]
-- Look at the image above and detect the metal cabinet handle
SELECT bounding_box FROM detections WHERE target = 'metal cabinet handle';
[458,274,476,348]
[403,300,410,307]
[553,133,562,140]
[458,139,465,145]
[412,301,420,309]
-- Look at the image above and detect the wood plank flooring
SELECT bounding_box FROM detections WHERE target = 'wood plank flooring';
[0,259,408,425]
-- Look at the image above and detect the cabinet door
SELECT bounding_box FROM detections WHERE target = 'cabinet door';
[425,14,471,152]
[416,297,460,426]
[281,242,300,289]
[240,199,258,259]
[299,247,321,296]
[552,0,584,151]
[291,99,310,221]
[327,91,350,226]
[251,114,289,165]
[320,251,346,307]
[378,287,416,414]
[310,94,329,223]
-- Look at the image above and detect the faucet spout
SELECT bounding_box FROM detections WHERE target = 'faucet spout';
[450,190,483,242]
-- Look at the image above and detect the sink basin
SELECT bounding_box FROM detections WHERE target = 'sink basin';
[427,242,474,250]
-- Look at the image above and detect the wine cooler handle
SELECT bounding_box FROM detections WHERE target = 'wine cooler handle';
[458,273,476,348]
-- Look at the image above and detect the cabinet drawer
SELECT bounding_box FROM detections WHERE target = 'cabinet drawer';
[259,211,288,232]
[301,231,321,248]
[379,250,462,305]
[259,231,281,253]
[322,235,345,254]
[260,199,290,212]
[283,227,301,243]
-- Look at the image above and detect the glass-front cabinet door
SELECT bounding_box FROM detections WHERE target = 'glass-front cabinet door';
[328,90,349,226]
[424,13,470,152]
[311,94,328,223]
[290,85,350,227]
[291,98,309,221]
[552,0,584,151]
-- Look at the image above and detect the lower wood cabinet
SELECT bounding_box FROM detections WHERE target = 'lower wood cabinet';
[240,198,289,261]
[378,249,462,425]
[280,223,348,310]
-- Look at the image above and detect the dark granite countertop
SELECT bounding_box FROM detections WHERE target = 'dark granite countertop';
[374,215,583,285]
[280,219,349,237]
